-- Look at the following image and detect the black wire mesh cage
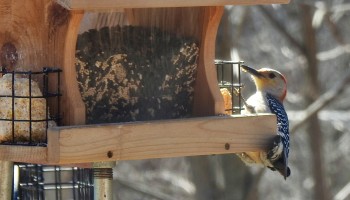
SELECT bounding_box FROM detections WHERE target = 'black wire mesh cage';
[215,60,244,115]
[14,164,94,200]
[0,68,94,200]
[0,68,62,145]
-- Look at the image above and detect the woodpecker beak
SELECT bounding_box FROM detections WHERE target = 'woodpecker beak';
[241,65,264,78]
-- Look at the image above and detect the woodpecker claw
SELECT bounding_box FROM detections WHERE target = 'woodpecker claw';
[267,135,283,161]
[267,135,291,180]
[240,95,257,114]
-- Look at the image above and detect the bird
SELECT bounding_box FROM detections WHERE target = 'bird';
[238,64,290,179]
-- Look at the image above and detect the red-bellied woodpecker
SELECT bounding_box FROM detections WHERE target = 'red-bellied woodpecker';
[238,64,290,179]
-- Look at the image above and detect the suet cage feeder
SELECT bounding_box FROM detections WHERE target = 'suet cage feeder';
[0,0,290,199]
[15,164,93,199]
[0,68,62,145]
[215,60,244,115]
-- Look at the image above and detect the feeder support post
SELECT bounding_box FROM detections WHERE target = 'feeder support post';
[93,161,116,200]
[0,161,13,199]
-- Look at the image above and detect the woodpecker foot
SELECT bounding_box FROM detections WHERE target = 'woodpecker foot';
[239,95,256,114]
[234,87,257,114]
[237,153,256,165]
[245,104,256,114]
[267,135,283,162]
[267,135,291,179]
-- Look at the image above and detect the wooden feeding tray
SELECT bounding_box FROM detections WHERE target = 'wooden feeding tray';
[0,114,276,165]
[0,0,289,165]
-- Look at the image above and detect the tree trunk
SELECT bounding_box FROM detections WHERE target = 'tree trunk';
[188,156,217,200]
[188,155,255,200]
[300,4,331,200]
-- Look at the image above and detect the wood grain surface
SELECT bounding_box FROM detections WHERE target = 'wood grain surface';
[47,114,277,164]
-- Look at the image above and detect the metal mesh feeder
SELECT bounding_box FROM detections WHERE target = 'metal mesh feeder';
[0,68,61,145]
[215,60,244,115]
[14,164,94,200]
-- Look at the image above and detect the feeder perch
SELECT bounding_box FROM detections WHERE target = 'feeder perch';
[0,0,289,199]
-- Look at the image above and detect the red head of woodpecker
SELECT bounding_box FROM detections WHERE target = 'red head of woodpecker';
[241,65,287,103]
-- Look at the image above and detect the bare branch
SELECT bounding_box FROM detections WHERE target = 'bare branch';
[324,12,345,45]
[233,7,250,47]
[335,182,350,200]
[331,4,350,14]
[258,6,306,54]
[290,70,350,134]
[317,44,350,61]
[115,176,181,200]
[244,169,265,200]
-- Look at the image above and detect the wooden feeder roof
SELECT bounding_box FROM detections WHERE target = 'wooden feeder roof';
[56,0,290,10]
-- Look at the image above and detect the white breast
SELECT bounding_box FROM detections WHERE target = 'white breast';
[242,92,271,114]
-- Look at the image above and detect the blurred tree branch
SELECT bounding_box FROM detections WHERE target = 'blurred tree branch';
[115,176,180,200]
[331,4,350,21]
[232,7,250,48]
[217,6,250,60]
[300,4,331,200]
[290,69,350,134]
[317,43,350,61]
[258,6,306,54]
[188,156,217,200]
[324,12,345,45]
[259,4,347,56]
[244,169,264,200]
[335,181,350,200]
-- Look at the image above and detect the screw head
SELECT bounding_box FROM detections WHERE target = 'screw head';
[107,151,113,158]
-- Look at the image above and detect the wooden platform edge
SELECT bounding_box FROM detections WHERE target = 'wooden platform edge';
[0,144,93,167]
[0,145,47,164]
[56,0,290,10]
[47,114,277,164]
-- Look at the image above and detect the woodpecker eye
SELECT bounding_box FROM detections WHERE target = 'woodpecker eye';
[269,73,276,79]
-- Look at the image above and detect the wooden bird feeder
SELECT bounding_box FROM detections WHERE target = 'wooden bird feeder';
[0,0,289,166]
